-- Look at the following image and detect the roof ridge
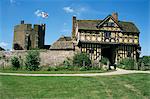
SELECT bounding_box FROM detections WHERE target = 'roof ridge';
[77,19,135,24]
[77,19,102,21]
[119,20,135,23]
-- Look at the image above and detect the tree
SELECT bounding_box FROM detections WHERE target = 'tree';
[11,56,20,70]
[25,50,40,71]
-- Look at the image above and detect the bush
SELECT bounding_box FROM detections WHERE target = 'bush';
[73,53,91,67]
[25,50,40,71]
[11,56,20,70]
[100,57,109,65]
[142,56,150,66]
[47,66,58,71]
[118,58,136,70]
[63,57,72,67]
[139,56,150,70]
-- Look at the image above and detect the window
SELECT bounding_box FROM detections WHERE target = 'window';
[111,23,115,26]
[104,32,111,38]
[107,22,114,27]
[127,51,131,57]
[89,48,94,53]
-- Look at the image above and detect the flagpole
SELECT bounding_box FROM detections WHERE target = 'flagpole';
[36,10,49,24]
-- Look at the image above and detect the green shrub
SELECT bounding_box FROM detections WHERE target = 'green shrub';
[47,66,58,71]
[118,58,136,70]
[142,56,150,66]
[139,56,150,70]
[100,57,109,65]
[63,57,72,67]
[25,50,40,71]
[73,53,91,67]
[11,56,20,70]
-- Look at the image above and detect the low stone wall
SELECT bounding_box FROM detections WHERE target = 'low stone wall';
[40,50,75,66]
[0,50,75,67]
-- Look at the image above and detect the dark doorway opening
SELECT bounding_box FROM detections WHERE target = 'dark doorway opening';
[101,47,115,65]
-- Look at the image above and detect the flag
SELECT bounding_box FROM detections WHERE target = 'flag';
[35,10,49,19]
[41,11,49,18]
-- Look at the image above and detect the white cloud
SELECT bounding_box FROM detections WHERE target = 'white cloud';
[10,0,21,5]
[35,10,42,16]
[34,10,49,18]
[0,42,8,48]
[10,0,16,4]
[63,7,74,13]
[63,22,67,26]
[63,6,87,16]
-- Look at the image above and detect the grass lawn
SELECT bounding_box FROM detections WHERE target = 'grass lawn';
[0,69,109,74]
[0,74,150,99]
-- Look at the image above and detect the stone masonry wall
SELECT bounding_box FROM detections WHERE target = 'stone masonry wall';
[0,50,75,68]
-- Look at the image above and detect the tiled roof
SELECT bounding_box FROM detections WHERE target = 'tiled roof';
[50,36,74,50]
[57,36,72,41]
[77,20,139,33]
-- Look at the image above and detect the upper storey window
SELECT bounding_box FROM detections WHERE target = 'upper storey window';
[104,31,111,38]
[109,22,115,27]
[104,22,115,27]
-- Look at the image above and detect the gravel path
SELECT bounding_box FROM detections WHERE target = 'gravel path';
[0,68,150,77]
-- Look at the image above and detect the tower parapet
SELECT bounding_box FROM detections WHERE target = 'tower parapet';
[13,21,45,50]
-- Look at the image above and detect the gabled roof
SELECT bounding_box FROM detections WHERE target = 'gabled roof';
[57,36,72,41]
[97,15,122,28]
[77,16,140,33]
[50,36,74,50]
[119,21,139,33]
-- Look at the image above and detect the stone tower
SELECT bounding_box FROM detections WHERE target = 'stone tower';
[72,16,76,40]
[13,21,45,50]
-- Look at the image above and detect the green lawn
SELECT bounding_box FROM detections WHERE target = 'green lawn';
[0,69,108,74]
[0,74,150,99]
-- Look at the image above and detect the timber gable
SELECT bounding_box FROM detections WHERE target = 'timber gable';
[97,15,122,29]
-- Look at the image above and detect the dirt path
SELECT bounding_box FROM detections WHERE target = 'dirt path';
[0,68,150,77]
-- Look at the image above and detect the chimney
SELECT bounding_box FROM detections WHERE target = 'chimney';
[72,16,76,39]
[21,20,24,24]
[112,12,118,21]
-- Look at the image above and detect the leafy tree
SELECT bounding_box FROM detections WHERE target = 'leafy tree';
[73,53,91,67]
[25,50,40,71]
[11,56,20,70]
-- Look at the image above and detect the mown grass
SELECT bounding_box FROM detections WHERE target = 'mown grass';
[0,69,108,74]
[0,74,150,99]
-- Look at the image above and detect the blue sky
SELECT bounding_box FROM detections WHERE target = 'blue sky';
[0,0,149,56]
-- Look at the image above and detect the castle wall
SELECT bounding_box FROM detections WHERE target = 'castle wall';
[0,50,75,68]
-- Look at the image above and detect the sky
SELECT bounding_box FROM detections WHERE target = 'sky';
[0,0,150,56]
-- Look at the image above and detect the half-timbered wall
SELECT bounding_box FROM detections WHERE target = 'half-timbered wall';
[76,17,140,64]
[80,43,101,61]
[80,43,138,64]
[116,45,137,63]
[78,30,139,45]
